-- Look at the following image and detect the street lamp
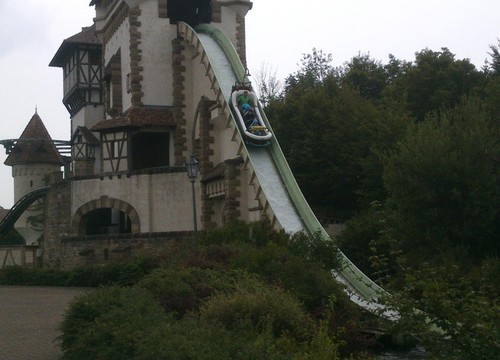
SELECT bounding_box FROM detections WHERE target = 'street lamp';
[185,153,199,235]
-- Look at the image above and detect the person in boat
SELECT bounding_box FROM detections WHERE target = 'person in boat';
[243,106,261,134]
[237,90,253,111]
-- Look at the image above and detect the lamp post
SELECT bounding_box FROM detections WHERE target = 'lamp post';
[185,153,199,237]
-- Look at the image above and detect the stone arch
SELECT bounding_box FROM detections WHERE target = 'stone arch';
[71,197,140,235]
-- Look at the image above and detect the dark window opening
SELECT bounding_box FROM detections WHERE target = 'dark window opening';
[83,208,132,235]
[167,0,211,27]
[131,132,170,171]
[88,49,101,66]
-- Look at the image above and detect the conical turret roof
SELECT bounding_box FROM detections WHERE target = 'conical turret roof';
[4,112,64,166]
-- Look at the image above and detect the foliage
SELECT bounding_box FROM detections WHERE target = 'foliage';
[383,98,499,259]
[232,241,341,312]
[199,280,315,341]
[0,255,158,286]
[57,224,376,359]
[59,286,168,360]
[396,48,484,121]
[200,219,289,247]
[137,266,252,317]
[340,53,388,100]
[61,285,343,360]
[380,259,500,359]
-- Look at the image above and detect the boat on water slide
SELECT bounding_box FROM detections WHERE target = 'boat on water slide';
[230,86,272,146]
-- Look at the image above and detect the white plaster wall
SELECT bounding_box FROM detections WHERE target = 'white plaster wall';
[71,172,199,233]
[11,163,58,245]
[12,164,61,202]
[105,19,132,113]
[210,112,240,165]
[218,6,239,48]
[71,105,104,132]
[138,1,174,106]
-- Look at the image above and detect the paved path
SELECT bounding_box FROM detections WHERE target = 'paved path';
[0,286,89,360]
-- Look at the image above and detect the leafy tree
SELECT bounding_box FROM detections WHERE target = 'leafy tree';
[380,259,500,360]
[340,53,388,100]
[383,97,499,259]
[486,39,500,74]
[267,50,410,219]
[402,48,483,121]
[284,48,335,92]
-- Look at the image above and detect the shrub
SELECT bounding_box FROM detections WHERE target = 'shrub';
[232,242,343,313]
[138,266,265,316]
[0,255,158,287]
[200,220,289,247]
[136,317,281,360]
[199,280,314,342]
[59,286,167,359]
[0,266,69,286]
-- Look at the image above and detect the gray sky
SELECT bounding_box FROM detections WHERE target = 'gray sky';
[1,0,499,208]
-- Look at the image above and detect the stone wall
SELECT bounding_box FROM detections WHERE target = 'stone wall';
[43,181,72,267]
[58,231,192,268]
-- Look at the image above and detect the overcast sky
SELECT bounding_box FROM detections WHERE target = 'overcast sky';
[1,0,499,208]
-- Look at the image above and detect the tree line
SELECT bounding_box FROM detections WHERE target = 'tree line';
[257,44,499,357]
[259,44,499,264]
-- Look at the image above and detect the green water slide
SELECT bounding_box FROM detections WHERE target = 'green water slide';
[0,187,50,234]
[179,22,396,317]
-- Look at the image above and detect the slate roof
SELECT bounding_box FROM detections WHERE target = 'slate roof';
[4,112,64,166]
[91,106,176,132]
[49,25,100,67]
[71,126,100,145]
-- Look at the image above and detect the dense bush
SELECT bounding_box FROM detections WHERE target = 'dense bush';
[232,242,341,312]
[137,266,251,316]
[0,255,158,287]
[56,223,376,358]
[199,279,314,341]
[59,286,168,360]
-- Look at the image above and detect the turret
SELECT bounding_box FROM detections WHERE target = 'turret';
[50,25,103,177]
[3,112,64,244]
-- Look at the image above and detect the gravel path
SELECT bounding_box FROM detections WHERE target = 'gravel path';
[0,286,89,360]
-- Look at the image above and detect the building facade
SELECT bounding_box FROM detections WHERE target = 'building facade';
[39,0,260,267]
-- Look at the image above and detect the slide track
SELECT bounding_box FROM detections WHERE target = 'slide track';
[0,187,49,234]
[178,22,396,317]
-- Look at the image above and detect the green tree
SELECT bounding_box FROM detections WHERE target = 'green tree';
[402,48,483,121]
[383,97,499,259]
[267,50,408,219]
[340,52,388,100]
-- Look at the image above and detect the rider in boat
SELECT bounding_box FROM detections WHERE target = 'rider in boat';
[242,105,262,134]
[237,90,253,111]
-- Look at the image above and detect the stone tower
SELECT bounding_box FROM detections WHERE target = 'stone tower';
[4,112,64,244]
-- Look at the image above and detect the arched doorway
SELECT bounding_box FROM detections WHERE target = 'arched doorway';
[72,198,140,235]
[168,0,211,27]
[82,208,131,235]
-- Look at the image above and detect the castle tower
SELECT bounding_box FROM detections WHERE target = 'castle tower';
[43,0,258,266]
[4,112,64,244]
